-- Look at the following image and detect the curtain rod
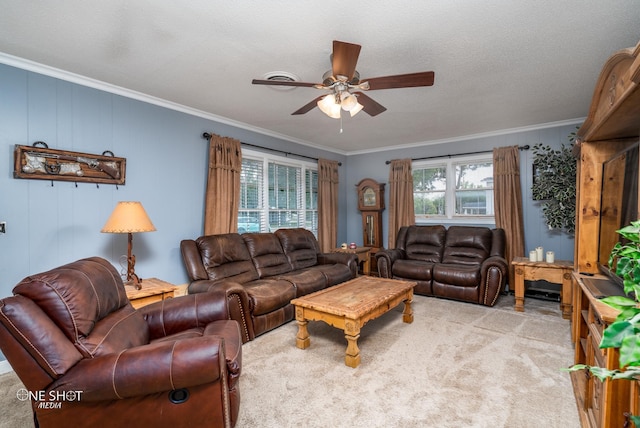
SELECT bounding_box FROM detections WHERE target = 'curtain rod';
[202,132,342,166]
[384,145,530,164]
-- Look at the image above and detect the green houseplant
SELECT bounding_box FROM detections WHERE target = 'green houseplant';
[531,134,577,235]
[568,220,640,426]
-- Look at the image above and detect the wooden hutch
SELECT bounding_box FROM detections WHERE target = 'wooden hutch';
[571,40,640,427]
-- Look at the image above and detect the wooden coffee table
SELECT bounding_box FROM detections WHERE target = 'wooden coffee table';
[291,276,416,368]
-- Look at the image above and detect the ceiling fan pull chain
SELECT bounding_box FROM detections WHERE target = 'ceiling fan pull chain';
[340,114,343,134]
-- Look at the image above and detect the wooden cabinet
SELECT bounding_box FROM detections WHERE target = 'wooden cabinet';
[571,274,630,427]
[572,40,640,427]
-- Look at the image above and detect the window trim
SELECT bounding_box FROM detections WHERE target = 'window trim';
[240,148,318,233]
[413,153,495,225]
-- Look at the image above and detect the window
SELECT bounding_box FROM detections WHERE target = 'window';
[413,155,494,222]
[239,149,318,235]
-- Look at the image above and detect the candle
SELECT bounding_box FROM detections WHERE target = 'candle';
[529,250,537,262]
[536,247,543,262]
[546,251,555,263]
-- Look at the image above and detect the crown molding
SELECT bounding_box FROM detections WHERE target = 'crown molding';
[345,118,585,156]
[0,52,348,155]
[0,52,584,158]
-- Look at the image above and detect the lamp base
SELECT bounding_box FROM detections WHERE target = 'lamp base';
[125,272,142,290]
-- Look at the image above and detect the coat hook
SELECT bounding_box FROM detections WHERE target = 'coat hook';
[96,183,99,189]
[50,180,54,187]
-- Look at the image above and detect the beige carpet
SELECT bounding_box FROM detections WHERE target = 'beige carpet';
[0,294,579,428]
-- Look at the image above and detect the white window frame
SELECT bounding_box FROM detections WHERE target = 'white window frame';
[413,153,495,225]
[240,149,318,234]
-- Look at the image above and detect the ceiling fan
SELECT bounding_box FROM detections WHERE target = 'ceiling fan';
[252,40,435,119]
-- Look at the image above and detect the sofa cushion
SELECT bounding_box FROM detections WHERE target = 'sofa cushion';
[77,305,149,357]
[441,226,492,265]
[432,263,481,287]
[243,279,297,316]
[404,225,446,263]
[307,264,353,287]
[242,233,292,278]
[392,259,435,281]
[196,233,259,283]
[278,269,327,297]
[276,228,319,270]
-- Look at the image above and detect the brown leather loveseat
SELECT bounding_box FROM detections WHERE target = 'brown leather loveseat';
[376,225,508,306]
[181,228,358,342]
[0,257,243,428]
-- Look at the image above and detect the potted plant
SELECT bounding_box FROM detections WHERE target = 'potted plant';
[531,132,578,235]
[568,220,640,426]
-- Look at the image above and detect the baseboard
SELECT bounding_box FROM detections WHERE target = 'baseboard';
[0,360,13,375]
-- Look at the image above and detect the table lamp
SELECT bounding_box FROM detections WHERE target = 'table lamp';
[101,201,156,289]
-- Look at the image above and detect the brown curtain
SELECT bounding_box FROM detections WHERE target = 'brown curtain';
[493,145,525,288]
[204,134,242,235]
[317,158,340,252]
[388,158,415,248]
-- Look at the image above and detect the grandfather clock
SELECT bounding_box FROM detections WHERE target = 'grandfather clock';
[356,178,385,275]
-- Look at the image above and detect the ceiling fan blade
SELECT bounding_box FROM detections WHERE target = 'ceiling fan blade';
[291,95,325,115]
[354,92,387,116]
[332,40,361,81]
[362,71,435,90]
[252,79,319,88]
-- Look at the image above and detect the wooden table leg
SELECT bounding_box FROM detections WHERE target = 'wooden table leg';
[402,293,414,323]
[344,319,361,368]
[362,251,371,275]
[296,319,310,349]
[514,266,525,312]
[560,271,572,319]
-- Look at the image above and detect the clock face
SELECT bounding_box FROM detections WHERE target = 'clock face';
[363,187,376,206]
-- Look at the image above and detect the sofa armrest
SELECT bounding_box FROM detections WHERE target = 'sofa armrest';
[479,256,509,305]
[375,249,406,278]
[52,336,226,401]
[481,255,508,272]
[317,252,359,277]
[140,282,252,343]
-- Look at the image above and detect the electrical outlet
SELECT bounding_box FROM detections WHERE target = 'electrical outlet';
[0,222,5,234]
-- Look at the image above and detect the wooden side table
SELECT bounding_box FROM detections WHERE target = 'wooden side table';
[331,246,371,275]
[125,277,177,309]
[511,256,574,319]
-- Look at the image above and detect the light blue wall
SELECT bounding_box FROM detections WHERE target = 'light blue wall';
[0,63,347,295]
[343,124,578,262]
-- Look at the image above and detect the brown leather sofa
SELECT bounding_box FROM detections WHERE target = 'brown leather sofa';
[0,257,242,428]
[181,228,358,341]
[376,225,508,306]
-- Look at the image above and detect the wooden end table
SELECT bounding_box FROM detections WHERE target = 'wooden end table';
[511,256,573,319]
[331,246,371,275]
[291,276,416,368]
[125,277,177,309]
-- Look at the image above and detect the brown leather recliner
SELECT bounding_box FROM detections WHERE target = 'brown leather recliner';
[376,225,508,306]
[0,257,242,428]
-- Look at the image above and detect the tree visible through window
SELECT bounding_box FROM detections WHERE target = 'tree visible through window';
[413,156,494,221]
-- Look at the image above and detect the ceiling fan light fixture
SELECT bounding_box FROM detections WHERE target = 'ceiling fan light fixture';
[349,102,364,117]
[340,92,358,111]
[317,94,341,119]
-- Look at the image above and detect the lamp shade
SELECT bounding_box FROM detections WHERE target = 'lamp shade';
[101,201,156,233]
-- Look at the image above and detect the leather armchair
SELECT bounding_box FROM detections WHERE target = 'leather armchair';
[0,257,242,428]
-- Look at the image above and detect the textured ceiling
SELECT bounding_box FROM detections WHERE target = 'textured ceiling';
[0,1,639,154]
